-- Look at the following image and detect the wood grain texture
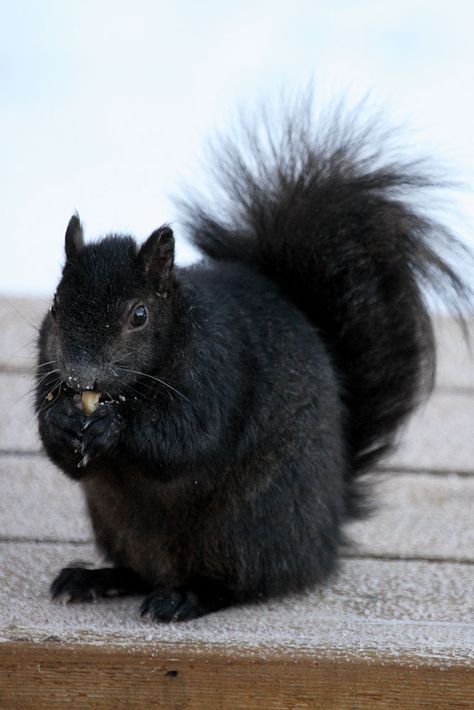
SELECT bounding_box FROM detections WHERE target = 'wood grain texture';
[382,392,474,473]
[346,472,474,561]
[0,372,38,451]
[0,454,91,542]
[1,642,473,710]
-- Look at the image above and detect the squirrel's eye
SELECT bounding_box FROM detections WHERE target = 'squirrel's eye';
[130,304,148,329]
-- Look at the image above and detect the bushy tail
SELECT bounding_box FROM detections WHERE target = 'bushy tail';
[178,96,471,473]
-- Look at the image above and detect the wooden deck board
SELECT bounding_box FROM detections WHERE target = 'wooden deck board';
[346,472,474,561]
[0,454,91,542]
[0,372,38,452]
[2,643,473,710]
[383,391,474,473]
[1,298,473,706]
[2,541,473,665]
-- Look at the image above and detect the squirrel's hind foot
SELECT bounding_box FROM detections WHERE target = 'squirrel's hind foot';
[140,577,235,623]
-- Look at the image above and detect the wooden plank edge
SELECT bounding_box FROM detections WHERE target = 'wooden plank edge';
[2,535,474,566]
[1,640,473,710]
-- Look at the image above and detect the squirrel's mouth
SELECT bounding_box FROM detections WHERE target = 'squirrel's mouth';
[69,390,129,414]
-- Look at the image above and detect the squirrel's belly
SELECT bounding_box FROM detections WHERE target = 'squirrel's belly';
[81,465,201,587]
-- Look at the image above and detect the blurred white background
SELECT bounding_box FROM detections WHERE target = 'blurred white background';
[1,0,473,296]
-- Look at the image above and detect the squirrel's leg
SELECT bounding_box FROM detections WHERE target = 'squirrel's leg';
[140,577,235,622]
[50,566,151,602]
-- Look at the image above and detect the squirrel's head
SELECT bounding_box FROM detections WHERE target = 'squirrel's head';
[42,214,178,395]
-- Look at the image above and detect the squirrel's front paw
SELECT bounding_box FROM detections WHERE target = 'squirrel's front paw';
[42,395,87,452]
[79,402,123,465]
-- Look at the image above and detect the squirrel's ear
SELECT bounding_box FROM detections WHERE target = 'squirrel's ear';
[65,214,84,260]
[138,226,175,294]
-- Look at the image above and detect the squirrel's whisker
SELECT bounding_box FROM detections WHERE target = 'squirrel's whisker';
[36,360,58,369]
[37,369,61,385]
[117,367,189,401]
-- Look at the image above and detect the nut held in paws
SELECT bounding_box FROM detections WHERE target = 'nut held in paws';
[81,391,101,415]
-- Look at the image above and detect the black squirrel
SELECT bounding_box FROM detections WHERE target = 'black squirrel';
[36,98,470,622]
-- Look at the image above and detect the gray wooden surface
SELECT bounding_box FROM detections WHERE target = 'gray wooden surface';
[0,297,473,667]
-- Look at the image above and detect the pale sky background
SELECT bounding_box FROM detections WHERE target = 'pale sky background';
[1,0,473,296]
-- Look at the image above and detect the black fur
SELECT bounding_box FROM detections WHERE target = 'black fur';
[36,98,471,622]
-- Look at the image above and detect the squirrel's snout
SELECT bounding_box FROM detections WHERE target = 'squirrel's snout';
[62,358,120,393]
[63,364,99,393]
[65,373,98,392]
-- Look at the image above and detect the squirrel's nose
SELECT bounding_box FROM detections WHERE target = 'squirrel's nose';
[64,366,99,392]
